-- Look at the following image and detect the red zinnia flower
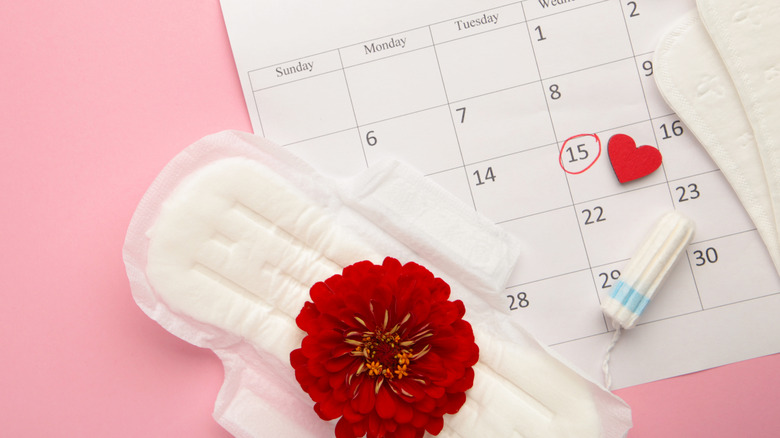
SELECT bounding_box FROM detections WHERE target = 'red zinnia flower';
[290,257,479,438]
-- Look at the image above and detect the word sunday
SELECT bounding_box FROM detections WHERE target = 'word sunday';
[275,61,314,78]
[364,37,407,54]
[454,13,499,31]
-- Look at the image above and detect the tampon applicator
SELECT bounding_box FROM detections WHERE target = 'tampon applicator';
[601,211,695,388]
[602,211,695,329]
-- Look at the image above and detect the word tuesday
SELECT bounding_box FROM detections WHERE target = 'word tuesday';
[454,13,499,31]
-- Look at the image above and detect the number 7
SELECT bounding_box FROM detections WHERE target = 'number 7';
[455,107,466,123]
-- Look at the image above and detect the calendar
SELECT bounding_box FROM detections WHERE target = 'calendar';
[220,0,780,389]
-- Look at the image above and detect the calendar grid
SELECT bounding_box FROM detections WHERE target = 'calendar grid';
[225,0,780,388]
[241,0,780,356]
[248,0,729,341]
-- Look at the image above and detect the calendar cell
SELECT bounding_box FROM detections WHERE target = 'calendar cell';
[467,145,572,223]
[250,51,342,90]
[593,257,701,325]
[621,0,697,55]
[434,24,539,102]
[634,54,673,120]
[577,184,673,266]
[452,84,555,165]
[340,27,433,67]
[505,270,607,346]
[254,70,357,144]
[567,120,666,204]
[689,231,780,309]
[501,207,590,286]
[529,1,633,79]
[430,2,526,43]
[671,172,755,243]
[653,115,718,181]
[344,47,447,125]
[284,130,367,178]
[359,106,462,175]
[543,58,649,137]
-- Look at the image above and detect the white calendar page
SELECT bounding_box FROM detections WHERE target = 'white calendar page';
[220,0,780,389]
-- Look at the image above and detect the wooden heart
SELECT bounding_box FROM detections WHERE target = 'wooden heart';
[608,134,662,183]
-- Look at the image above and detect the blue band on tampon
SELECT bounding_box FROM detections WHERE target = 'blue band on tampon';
[610,280,651,316]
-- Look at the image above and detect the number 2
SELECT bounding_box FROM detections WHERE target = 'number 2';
[627,1,639,17]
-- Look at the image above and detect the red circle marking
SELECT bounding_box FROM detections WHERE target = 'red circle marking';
[558,133,602,175]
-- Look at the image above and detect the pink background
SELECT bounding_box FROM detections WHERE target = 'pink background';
[1,1,778,436]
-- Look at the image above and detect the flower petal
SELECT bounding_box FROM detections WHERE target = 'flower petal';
[425,415,444,435]
[393,401,414,424]
[376,385,397,420]
[335,417,356,438]
[314,398,343,421]
[352,381,375,414]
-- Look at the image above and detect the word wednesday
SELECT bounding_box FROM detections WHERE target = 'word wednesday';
[454,13,499,31]
[276,61,313,77]
[538,0,577,7]
[364,37,407,54]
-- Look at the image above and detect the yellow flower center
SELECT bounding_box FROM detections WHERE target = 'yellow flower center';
[350,329,414,381]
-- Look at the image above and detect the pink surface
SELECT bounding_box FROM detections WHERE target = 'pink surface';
[0,1,777,436]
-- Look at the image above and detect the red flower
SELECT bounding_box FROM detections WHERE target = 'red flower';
[290,257,479,438]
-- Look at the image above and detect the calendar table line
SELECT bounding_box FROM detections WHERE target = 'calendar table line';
[688,227,759,246]
[251,49,642,97]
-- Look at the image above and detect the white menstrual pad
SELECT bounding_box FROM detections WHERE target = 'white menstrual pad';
[124,131,632,437]
[654,11,780,274]
[697,0,780,249]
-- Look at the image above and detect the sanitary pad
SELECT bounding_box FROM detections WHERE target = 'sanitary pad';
[123,131,632,437]
[654,6,780,274]
[697,0,780,237]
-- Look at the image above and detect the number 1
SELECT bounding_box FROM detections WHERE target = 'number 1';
[534,25,546,41]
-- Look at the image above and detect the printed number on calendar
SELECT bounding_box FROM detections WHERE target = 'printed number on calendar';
[693,248,718,266]
[599,270,621,288]
[675,183,700,203]
[507,292,530,311]
[582,206,606,225]
[473,167,496,186]
[660,120,684,139]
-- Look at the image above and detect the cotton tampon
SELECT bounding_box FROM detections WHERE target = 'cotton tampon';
[601,211,695,329]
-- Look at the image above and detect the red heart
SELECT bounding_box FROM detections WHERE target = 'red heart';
[608,134,663,184]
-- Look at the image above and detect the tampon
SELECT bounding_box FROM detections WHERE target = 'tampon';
[601,211,695,329]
